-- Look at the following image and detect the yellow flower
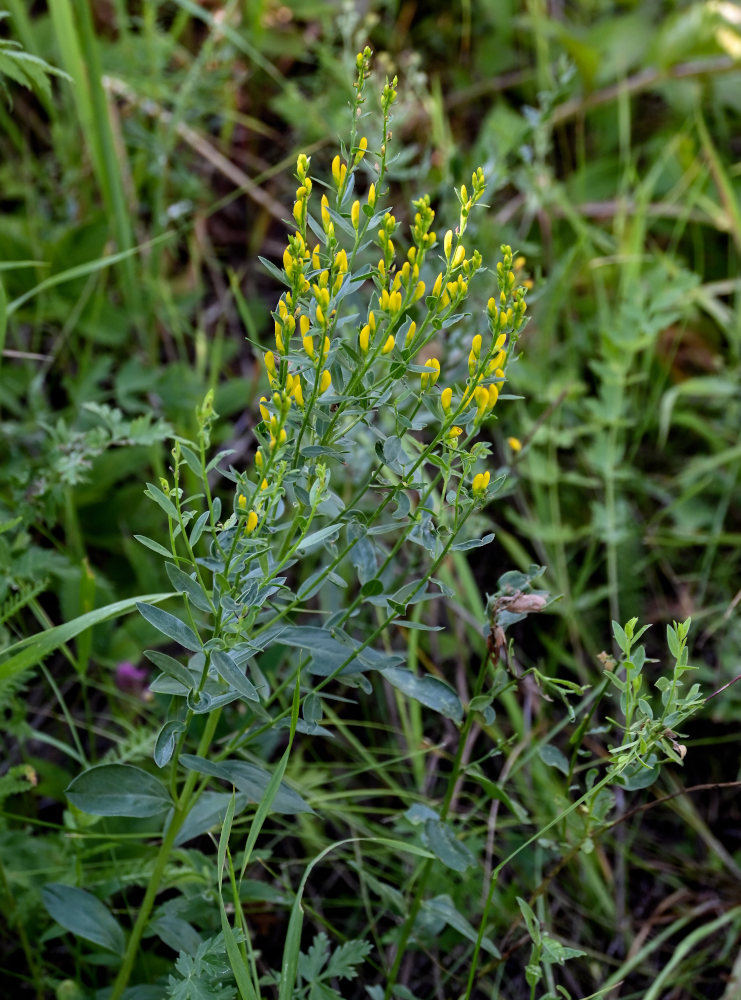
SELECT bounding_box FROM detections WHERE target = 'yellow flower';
[245,510,259,534]
[421,358,440,390]
[381,334,395,355]
[319,369,332,395]
[359,325,370,354]
[472,471,490,496]
[440,387,453,413]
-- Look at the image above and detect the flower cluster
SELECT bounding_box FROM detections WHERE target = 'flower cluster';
[239,52,529,533]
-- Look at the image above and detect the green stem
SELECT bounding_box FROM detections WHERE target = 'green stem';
[109,708,222,1000]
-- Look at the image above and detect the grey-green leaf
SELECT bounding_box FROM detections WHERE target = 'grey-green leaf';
[424,819,476,872]
[380,666,463,725]
[154,720,186,768]
[41,883,126,954]
[181,755,313,814]
[211,649,260,703]
[66,764,172,817]
[538,745,570,776]
[143,649,195,690]
[165,563,213,612]
[136,602,201,651]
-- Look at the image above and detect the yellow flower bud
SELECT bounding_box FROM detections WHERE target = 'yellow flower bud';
[321,194,330,229]
[414,280,426,301]
[312,245,321,270]
[381,334,395,355]
[460,183,469,205]
[299,314,311,337]
[334,248,348,273]
[441,386,453,413]
[264,352,277,377]
[444,229,453,260]
[255,449,264,469]
[368,183,376,208]
[508,436,522,453]
[331,155,347,188]
[405,321,416,347]
[368,311,377,333]
[432,273,443,297]
[316,305,325,326]
[303,335,315,359]
[351,199,360,230]
[359,325,370,354]
[452,244,465,269]
[293,377,304,408]
[487,383,499,410]
[354,136,368,164]
[245,510,259,534]
[471,334,482,358]
[260,478,269,490]
[319,369,332,395]
[321,336,330,362]
[238,493,247,510]
[474,384,489,422]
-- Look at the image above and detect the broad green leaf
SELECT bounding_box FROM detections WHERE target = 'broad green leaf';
[422,895,500,958]
[143,649,195,690]
[136,602,201,651]
[153,720,186,768]
[166,563,213,612]
[171,791,249,847]
[181,755,313,814]
[66,763,172,817]
[424,819,476,872]
[296,524,341,553]
[380,666,463,725]
[0,592,175,683]
[211,649,260,703]
[133,534,174,558]
[538,744,570,776]
[451,532,495,551]
[144,482,178,518]
[41,884,126,954]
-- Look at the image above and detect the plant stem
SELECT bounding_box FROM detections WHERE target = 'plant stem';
[108,707,222,1000]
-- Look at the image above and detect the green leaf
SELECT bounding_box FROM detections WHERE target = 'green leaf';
[41,884,126,954]
[211,650,260,703]
[171,791,248,847]
[166,563,213,612]
[137,602,202,651]
[422,895,500,958]
[134,534,175,558]
[612,620,630,656]
[296,524,341,553]
[154,720,186,768]
[380,666,463,725]
[66,763,172,817]
[181,756,313,814]
[144,481,179,518]
[451,532,495,551]
[424,819,476,872]
[538,745,570,776]
[0,592,175,683]
[143,649,195,691]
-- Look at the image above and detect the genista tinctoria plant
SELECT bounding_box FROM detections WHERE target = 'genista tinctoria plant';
[51,50,703,1000]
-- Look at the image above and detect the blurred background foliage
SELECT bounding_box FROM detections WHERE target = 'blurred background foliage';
[1,1,741,997]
